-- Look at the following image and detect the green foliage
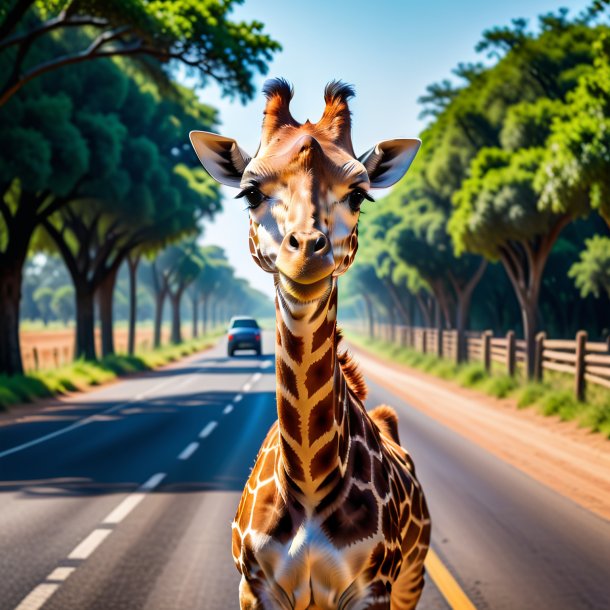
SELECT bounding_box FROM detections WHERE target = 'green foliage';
[32,286,53,324]
[569,234,610,299]
[457,364,488,387]
[517,382,549,407]
[482,374,519,398]
[539,390,581,419]
[51,285,75,324]
[1,0,281,104]
[537,35,610,225]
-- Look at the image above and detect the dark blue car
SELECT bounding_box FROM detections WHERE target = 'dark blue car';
[227,316,262,357]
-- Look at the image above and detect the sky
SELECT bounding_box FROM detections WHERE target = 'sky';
[195,0,592,299]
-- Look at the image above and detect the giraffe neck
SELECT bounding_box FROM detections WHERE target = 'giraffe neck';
[274,277,349,508]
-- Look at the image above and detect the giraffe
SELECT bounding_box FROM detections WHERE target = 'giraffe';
[190,79,430,610]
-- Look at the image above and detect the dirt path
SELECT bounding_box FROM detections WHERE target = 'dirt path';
[350,345,610,523]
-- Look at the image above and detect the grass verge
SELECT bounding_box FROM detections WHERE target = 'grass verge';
[345,332,610,439]
[0,336,219,412]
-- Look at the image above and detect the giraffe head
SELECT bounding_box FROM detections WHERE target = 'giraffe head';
[190,79,420,302]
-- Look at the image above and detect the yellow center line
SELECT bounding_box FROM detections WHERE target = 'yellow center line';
[425,548,478,610]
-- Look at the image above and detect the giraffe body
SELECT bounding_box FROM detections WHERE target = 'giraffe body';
[190,80,431,609]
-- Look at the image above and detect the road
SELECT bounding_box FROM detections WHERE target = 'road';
[1,331,609,609]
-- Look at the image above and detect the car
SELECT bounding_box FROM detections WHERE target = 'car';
[227,316,262,357]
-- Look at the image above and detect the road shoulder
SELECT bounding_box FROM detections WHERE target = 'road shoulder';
[350,344,610,523]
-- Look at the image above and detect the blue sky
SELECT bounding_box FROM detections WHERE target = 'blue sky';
[196,0,592,298]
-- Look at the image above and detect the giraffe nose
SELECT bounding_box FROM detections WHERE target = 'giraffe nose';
[286,231,329,256]
[277,230,334,284]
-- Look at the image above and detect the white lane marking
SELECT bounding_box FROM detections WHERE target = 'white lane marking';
[223,404,233,415]
[234,394,243,403]
[252,372,262,383]
[178,442,199,460]
[140,472,166,491]
[15,583,60,610]
[103,493,145,525]
[199,421,218,438]
[68,528,112,560]
[242,382,252,392]
[0,378,177,460]
[46,567,75,582]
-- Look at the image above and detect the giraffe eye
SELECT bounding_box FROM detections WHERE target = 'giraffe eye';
[345,188,374,212]
[236,187,267,210]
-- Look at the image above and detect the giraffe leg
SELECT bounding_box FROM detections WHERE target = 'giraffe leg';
[239,576,264,609]
[390,561,427,610]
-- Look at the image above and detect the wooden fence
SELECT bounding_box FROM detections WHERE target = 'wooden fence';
[370,323,610,401]
[20,327,170,372]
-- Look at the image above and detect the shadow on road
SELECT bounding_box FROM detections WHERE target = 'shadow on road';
[139,352,275,378]
[0,381,279,498]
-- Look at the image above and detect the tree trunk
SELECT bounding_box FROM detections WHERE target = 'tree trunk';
[97,266,118,358]
[415,292,432,328]
[521,300,538,380]
[154,291,165,349]
[127,254,139,355]
[0,264,25,375]
[201,295,209,336]
[451,259,488,362]
[191,292,199,339]
[170,291,183,344]
[74,283,96,360]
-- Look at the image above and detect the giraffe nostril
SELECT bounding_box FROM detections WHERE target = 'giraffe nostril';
[289,234,299,249]
[314,235,327,252]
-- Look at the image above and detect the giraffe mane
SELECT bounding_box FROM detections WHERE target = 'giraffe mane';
[336,328,368,401]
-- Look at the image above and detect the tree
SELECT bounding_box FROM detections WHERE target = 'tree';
[0,0,281,105]
[51,284,74,325]
[32,285,53,324]
[0,1,274,373]
[450,147,572,377]
[37,55,219,359]
[537,34,610,228]
[569,235,610,300]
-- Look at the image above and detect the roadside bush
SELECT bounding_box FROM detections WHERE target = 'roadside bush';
[457,364,487,388]
[517,383,548,408]
[483,375,519,398]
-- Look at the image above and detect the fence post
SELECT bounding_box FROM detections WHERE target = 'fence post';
[574,330,587,402]
[534,332,546,383]
[437,330,443,358]
[422,329,427,354]
[506,331,516,377]
[482,331,491,373]
[454,331,460,365]
[33,347,39,371]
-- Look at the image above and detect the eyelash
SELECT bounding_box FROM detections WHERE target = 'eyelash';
[236,187,267,210]
[343,188,375,212]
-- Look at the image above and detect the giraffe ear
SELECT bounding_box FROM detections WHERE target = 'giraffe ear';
[358,139,421,189]
[189,130,252,188]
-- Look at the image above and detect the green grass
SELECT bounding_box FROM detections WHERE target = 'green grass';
[345,330,610,439]
[0,335,219,411]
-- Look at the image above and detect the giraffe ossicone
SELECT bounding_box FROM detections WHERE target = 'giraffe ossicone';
[190,79,430,610]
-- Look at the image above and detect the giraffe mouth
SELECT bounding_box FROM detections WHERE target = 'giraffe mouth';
[278,273,333,301]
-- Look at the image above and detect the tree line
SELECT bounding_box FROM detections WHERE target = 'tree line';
[0,0,280,374]
[343,2,610,379]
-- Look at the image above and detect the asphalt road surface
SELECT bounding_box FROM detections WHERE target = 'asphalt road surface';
[1,331,609,610]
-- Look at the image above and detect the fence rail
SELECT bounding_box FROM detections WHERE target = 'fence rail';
[361,323,610,401]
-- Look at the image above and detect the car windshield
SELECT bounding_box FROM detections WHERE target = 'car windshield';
[231,319,258,329]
